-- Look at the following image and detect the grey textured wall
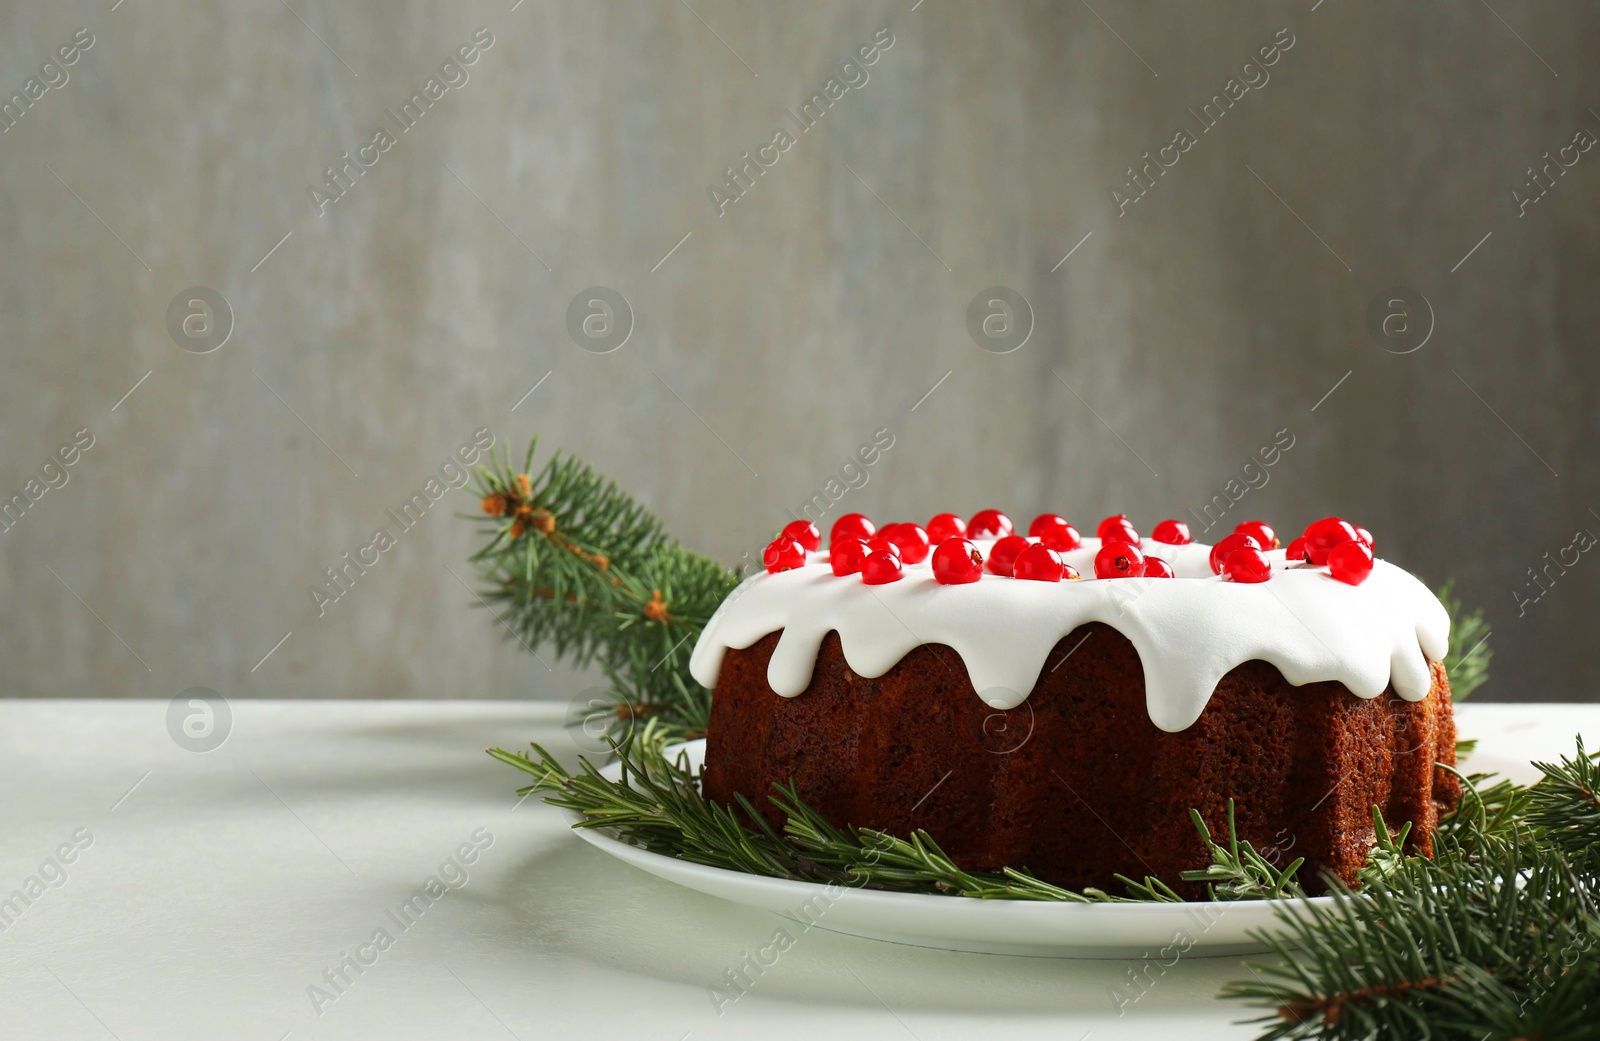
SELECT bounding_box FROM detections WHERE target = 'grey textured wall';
[2,0,1596,704]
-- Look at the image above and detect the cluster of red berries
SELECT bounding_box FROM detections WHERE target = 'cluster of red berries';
[1204,516,1374,585]
[1081,514,1172,581]
[1203,520,1277,584]
[1292,517,1376,585]
[826,513,973,586]
[759,511,1377,588]
[762,511,1156,586]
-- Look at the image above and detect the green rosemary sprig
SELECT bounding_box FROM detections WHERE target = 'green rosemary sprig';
[1353,806,1412,887]
[488,722,800,877]
[772,782,1105,900]
[1179,801,1307,900]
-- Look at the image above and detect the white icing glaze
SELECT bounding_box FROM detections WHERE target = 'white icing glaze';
[688,537,1451,733]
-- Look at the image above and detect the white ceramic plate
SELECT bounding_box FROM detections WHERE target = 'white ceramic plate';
[564,740,1334,958]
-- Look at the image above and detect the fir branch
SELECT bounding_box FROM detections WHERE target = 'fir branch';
[1438,580,1492,701]
[1223,829,1598,1039]
[1435,763,1534,860]
[465,437,741,740]
[1527,737,1600,879]
[1224,736,1600,1039]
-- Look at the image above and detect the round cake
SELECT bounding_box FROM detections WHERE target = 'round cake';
[689,513,1460,897]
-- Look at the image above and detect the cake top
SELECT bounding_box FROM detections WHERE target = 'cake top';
[688,512,1451,733]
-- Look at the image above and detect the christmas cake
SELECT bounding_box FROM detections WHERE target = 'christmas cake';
[690,512,1460,896]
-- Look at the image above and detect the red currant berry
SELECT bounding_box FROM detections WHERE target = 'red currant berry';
[1303,517,1358,566]
[1356,526,1375,551]
[867,537,901,559]
[861,550,904,585]
[781,519,821,552]
[830,538,871,576]
[931,538,984,584]
[1062,564,1082,580]
[926,513,967,544]
[1028,514,1082,552]
[968,509,1014,539]
[1208,533,1262,575]
[1143,556,1175,579]
[987,534,1030,576]
[1328,540,1375,585]
[763,536,806,574]
[1094,541,1145,579]
[1096,514,1140,545]
[1223,547,1272,584]
[830,513,875,546]
[1234,520,1279,550]
[1285,536,1310,563]
[1012,543,1066,582]
[1151,519,1191,545]
[881,522,932,564]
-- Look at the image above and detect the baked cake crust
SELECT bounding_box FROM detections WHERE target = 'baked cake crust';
[704,626,1458,896]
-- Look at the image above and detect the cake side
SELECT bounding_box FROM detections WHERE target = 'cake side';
[702,626,1459,896]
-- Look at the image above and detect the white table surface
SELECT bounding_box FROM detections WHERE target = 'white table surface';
[1,700,1593,1041]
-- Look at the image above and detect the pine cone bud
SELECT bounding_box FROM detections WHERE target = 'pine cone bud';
[643,590,670,623]
[481,493,509,516]
[516,473,533,500]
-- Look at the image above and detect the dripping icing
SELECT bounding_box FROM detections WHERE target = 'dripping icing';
[687,538,1451,733]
